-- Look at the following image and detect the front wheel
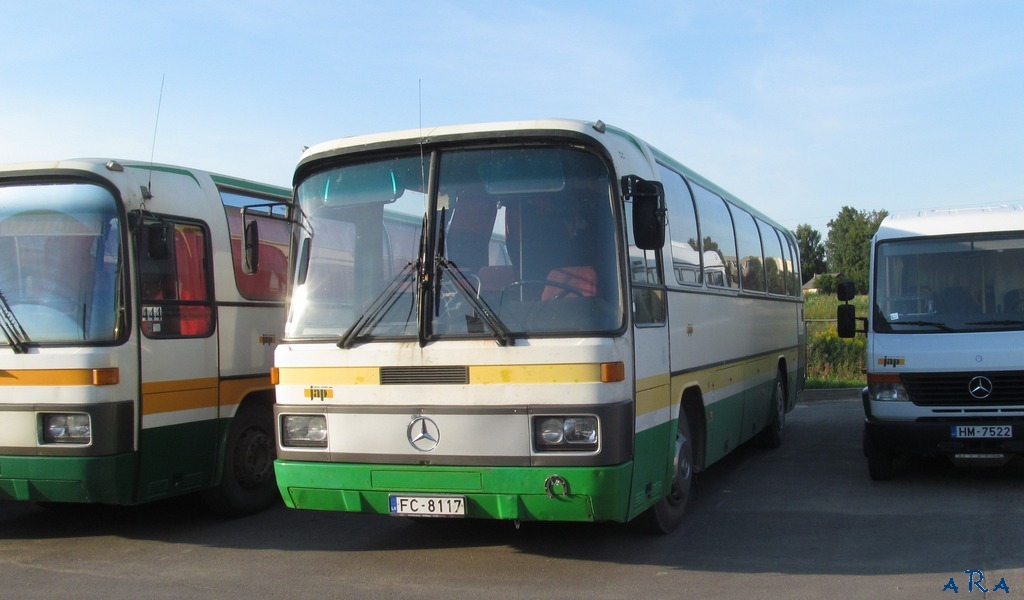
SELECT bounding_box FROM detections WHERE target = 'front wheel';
[863,427,895,481]
[202,404,279,517]
[634,410,695,534]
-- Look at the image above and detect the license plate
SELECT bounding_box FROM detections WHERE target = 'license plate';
[389,495,466,517]
[951,425,1013,439]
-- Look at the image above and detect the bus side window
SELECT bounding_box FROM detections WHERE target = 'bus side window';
[139,221,213,338]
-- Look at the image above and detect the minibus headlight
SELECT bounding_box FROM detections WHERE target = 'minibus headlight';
[534,416,599,451]
[282,415,328,448]
[868,381,910,402]
[42,413,92,444]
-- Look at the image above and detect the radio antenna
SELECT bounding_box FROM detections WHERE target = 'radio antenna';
[418,79,426,191]
[145,74,166,199]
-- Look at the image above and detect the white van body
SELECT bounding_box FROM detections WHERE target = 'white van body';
[859,204,1024,479]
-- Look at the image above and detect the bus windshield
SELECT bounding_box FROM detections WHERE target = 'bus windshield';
[287,145,622,341]
[874,233,1024,333]
[0,182,123,344]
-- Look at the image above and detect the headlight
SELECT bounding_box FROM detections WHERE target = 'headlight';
[281,414,328,448]
[868,374,910,402]
[534,415,599,451]
[42,413,92,444]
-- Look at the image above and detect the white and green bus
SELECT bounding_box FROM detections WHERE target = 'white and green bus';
[0,158,292,515]
[272,119,804,532]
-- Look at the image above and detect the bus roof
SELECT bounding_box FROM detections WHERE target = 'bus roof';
[296,118,794,239]
[0,158,291,200]
[875,204,1024,241]
[300,118,607,160]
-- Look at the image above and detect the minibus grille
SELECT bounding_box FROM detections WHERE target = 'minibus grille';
[380,366,469,385]
[902,371,1024,406]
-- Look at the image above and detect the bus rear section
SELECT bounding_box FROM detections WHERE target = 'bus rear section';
[0,159,292,514]
[839,205,1024,479]
[273,119,804,532]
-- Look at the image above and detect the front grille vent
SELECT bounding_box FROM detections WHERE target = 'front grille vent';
[379,366,469,385]
[902,371,1024,406]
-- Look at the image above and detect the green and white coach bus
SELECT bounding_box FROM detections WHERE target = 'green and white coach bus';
[272,119,804,532]
[0,158,292,515]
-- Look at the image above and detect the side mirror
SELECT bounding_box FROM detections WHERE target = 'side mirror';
[145,222,175,261]
[837,280,856,302]
[622,175,666,251]
[837,303,857,338]
[296,237,311,286]
[243,219,260,274]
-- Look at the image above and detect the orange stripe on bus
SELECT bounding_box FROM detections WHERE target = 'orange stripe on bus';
[0,368,119,386]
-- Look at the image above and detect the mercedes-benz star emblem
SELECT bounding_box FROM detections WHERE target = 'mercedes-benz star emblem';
[407,416,440,452]
[968,376,993,400]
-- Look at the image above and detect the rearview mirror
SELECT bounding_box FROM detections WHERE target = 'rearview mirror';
[623,175,666,251]
[837,303,857,338]
[144,222,175,261]
[243,219,260,274]
[837,280,856,302]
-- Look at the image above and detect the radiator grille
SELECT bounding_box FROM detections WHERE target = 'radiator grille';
[379,366,469,385]
[902,371,1024,406]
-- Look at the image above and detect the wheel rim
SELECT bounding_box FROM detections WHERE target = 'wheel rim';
[667,428,693,506]
[234,428,273,490]
[774,379,786,432]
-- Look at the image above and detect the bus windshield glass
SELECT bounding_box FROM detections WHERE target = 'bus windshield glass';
[287,145,622,341]
[874,233,1024,333]
[0,182,123,344]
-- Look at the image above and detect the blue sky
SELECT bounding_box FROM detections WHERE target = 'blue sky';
[2,1,1022,236]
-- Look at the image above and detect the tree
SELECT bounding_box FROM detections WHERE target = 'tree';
[794,224,826,284]
[826,206,888,294]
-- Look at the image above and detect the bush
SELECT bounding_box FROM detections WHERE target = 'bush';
[807,325,865,385]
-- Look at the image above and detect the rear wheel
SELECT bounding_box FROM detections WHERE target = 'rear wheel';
[634,410,695,534]
[757,370,786,449]
[202,404,279,516]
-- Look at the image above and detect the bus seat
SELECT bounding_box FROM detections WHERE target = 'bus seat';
[935,286,977,314]
[1005,289,1024,313]
[543,266,597,300]
[477,265,516,293]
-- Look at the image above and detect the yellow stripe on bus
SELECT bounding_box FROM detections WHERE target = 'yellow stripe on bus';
[141,377,218,416]
[0,368,120,386]
[275,364,615,386]
[276,367,380,386]
[469,364,604,384]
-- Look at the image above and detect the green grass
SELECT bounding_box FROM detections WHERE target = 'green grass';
[804,293,868,389]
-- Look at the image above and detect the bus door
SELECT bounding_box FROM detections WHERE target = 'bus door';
[135,219,219,502]
[628,247,672,504]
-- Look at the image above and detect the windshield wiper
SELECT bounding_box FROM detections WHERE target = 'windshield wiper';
[891,320,955,332]
[435,256,514,347]
[337,261,418,349]
[432,206,512,346]
[0,287,30,353]
[966,319,1024,327]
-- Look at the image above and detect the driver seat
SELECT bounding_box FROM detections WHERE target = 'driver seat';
[543,266,597,300]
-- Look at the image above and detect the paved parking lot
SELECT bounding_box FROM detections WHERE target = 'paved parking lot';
[2,393,1023,599]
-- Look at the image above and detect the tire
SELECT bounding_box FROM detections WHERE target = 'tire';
[863,427,894,481]
[202,404,279,517]
[634,410,695,534]
[757,370,786,449]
